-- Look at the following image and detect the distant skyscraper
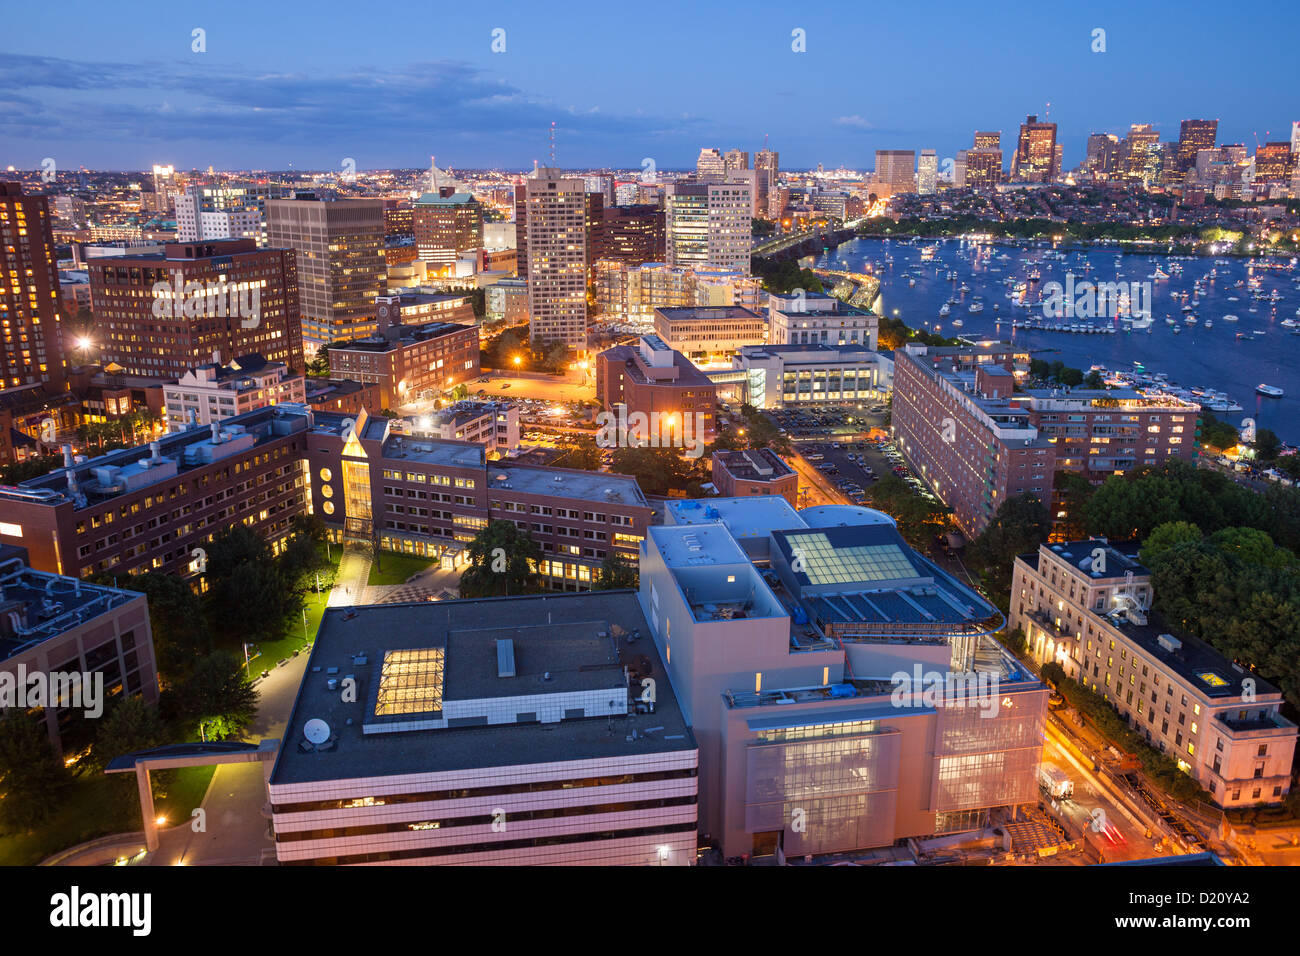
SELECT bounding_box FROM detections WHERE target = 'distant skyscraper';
[1123,124,1161,186]
[174,182,287,245]
[1177,119,1218,173]
[696,148,726,182]
[1254,142,1296,186]
[755,148,779,218]
[524,169,587,349]
[0,182,65,390]
[1085,134,1121,179]
[723,149,750,172]
[874,150,916,195]
[665,181,751,274]
[265,197,385,353]
[917,150,938,194]
[413,190,483,268]
[953,151,968,188]
[1010,115,1058,182]
[1292,121,1300,154]
[966,132,1003,188]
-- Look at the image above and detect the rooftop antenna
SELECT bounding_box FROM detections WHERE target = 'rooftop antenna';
[429,155,438,195]
[549,122,556,169]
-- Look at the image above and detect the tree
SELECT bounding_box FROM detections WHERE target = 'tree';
[1137,521,1202,568]
[0,710,72,830]
[458,520,545,598]
[1052,470,1094,540]
[305,345,330,377]
[593,553,638,590]
[609,446,705,497]
[125,572,212,685]
[556,441,602,471]
[967,493,1051,596]
[867,476,951,549]
[1083,369,1104,390]
[166,651,259,739]
[1253,428,1282,462]
[92,697,169,813]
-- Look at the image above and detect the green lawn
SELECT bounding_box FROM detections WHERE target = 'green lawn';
[367,551,435,586]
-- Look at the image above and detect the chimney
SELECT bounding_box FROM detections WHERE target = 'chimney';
[150,441,161,462]
[210,422,221,443]
[61,443,73,468]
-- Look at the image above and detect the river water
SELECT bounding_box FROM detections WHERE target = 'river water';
[814,237,1300,443]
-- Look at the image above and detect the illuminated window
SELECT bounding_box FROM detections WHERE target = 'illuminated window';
[320,467,332,482]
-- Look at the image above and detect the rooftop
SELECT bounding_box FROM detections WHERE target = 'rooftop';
[487,463,647,506]
[712,448,795,482]
[666,495,804,541]
[331,320,471,354]
[655,305,763,322]
[650,522,751,568]
[0,552,143,660]
[269,591,695,785]
[1109,611,1281,701]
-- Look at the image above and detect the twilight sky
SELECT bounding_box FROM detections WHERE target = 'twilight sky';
[1,0,1296,173]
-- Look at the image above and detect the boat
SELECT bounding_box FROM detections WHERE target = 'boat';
[951,319,964,328]
[1184,316,1197,325]
[1222,314,1238,322]
[1203,319,1212,329]
[969,302,984,313]
[1257,384,1284,397]
[908,277,916,287]
[958,283,971,293]
[939,303,951,317]
[1150,266,1170,280]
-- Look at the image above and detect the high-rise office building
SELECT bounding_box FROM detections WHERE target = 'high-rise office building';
[665,181,752,274]
[917,150,938,195]
[1123,124,1161,186]
[1085,133,1121,180]
[1176,119,1218,173]
[723,149,750,172]
[874,150,916,195]
[523,169,588,349]
[413,190,483,268]
[174,182,289,246]
[597,204,665,266]
[973,131,1001,151]
[1010,115,1058,182]
[953,151,967,188]
[1254,142,1296,186]
[265,197,385,354]
[696,148,726,181]
[755,148,779,218]
[87,238,303,377]
[964,132,1002,190]
[0,182,66,390]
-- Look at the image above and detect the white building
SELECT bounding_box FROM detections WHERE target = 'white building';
[267,592,699,865]
[665,181,752,275]
[733,343,893,408]
[767,292,878,349]
[918,150,938,195]
[418,400,520,456]
[163,354,305,430]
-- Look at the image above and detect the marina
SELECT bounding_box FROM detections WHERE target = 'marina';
[816,237,1300,442]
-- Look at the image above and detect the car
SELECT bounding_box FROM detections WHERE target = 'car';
[500,383,511,389]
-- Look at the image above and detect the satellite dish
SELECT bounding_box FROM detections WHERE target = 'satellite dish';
[304,718,331,745]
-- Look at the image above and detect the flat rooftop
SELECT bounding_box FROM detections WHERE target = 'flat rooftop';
[650,522,751,568]
[0,560,142,660]
[655,306,763,322]
[332,320,470,353]
[1112,612,1281,701]
[713,448,795,482]
[270,591,695,785]
[488,463,648,507]
[7,404,312,509]
[666,496,805,541]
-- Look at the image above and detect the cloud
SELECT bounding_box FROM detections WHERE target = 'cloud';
[0,52,708,166]
[834,115,874,130]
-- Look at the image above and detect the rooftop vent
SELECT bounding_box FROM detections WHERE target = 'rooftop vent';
[1157,633,1182,653]
[496,638,516,678]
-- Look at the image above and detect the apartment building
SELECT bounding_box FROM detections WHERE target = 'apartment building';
[375,292,476,330]
[305,409,650,588]
[0,182,66,390]
[268,590,698,865]
[87,238,304,378]
[520,171,587,349]
[1010,540,1296,807]
[163,353,305,430]
[664,181,752,274]
[413,191,483,268]
[0,545,159,756]
[594,261,763,330]
[892,344,1200,536]
[648,497,1046,856]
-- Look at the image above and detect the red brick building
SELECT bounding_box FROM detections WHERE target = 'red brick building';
[711,448,798,506]
[88,238,303,378]
[327,319,479,411]
[596,335,717,444]
[0,183,66,391]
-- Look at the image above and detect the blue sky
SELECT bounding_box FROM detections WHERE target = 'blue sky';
[2,0,1296,172]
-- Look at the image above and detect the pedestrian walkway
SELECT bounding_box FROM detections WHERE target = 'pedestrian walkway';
[330,546,372,607]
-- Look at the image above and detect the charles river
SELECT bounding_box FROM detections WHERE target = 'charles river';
[812,237,1300,444]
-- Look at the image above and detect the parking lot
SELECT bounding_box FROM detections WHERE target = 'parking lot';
[798,435,942,510]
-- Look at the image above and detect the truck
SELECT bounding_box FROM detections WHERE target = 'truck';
[1038,762,1074,800]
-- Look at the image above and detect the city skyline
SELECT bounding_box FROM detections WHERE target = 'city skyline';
[1,0,1297,171]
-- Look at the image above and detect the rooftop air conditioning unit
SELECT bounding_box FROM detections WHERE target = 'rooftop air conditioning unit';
[1157,633,1182,653]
